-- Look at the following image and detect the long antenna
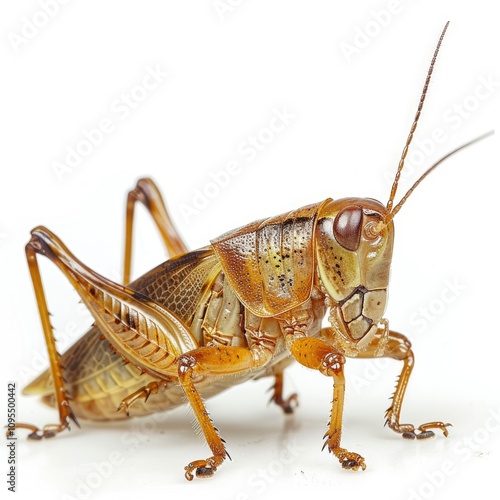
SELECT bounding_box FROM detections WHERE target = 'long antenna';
[384,130,494,225]
[386,21,449,213]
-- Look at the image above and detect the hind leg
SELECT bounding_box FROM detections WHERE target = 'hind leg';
[17,226,198,439]
[15,238,81,440]
[123,177,188,283]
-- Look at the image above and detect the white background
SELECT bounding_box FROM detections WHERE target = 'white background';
[1,1,499,499]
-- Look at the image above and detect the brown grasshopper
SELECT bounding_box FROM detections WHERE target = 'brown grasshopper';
[17,22,491,480]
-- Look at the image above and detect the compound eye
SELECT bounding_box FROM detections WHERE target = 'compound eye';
[333,206,363,251]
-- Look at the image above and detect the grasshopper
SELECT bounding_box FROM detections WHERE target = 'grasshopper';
[17,22,491,480]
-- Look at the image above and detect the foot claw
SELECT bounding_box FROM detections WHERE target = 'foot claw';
[400,422,451,440]
[184,464,216,481]
[184,457,222,481]
[116,402,130,417]
[269,392,299,415]
[15,419,72,440]
[402,429,436,440]
[402,431,416,440]
[340,455,366,471]
[195,467,216,479]
[27,431,43,441]
[418,421,451,438]
[332,448,366,471]
[341,459,357,469]
[281,393,299,414]
[416,430,435,440]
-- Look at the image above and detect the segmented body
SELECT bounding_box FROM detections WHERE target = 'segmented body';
[26,247,326,420]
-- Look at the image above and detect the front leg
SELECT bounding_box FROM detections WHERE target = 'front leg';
[352,327,451,439]
[289,336,366,471]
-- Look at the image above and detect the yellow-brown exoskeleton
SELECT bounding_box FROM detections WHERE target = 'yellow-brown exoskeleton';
[15,22,493,480]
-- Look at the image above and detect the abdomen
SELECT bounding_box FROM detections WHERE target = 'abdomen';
[24,248,289,420]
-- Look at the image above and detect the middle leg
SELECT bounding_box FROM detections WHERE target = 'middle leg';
[289,336,366,471]
[177,343,275,480]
